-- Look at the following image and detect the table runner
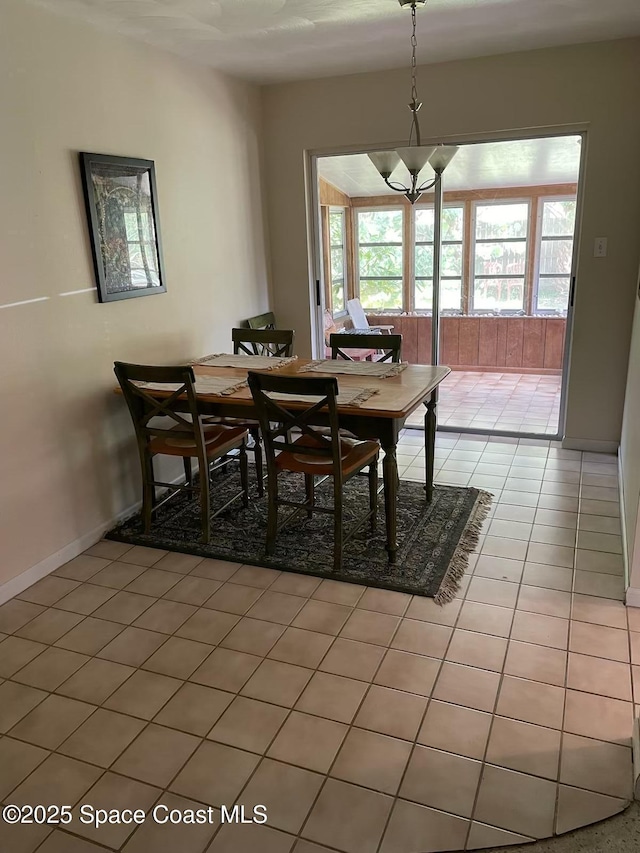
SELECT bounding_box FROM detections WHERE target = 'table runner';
[268,386,379,407]
[194,353,298,370]
[134,376,248,396]
[299,359,408,379]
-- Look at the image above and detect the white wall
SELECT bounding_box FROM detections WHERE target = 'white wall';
[0,0,269,587]
[621,275,640,595]
[262,39,640,450]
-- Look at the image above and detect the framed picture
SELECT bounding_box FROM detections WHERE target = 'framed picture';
[79,152,166,302]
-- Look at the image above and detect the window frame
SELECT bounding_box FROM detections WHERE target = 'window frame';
[328,206,348,316]
[413,202,465,314]
[355,206,405,313]
[532,195,577,316]
[470,198,531,315]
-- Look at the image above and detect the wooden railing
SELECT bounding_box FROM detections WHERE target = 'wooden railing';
[366,315,566,373]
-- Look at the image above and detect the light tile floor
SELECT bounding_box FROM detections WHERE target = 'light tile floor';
[406,372,562,435]
[0,430,635,853]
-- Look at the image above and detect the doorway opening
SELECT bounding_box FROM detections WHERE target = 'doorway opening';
[313,133,584,439]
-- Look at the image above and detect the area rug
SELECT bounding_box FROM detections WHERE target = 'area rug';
[106,468,492,602]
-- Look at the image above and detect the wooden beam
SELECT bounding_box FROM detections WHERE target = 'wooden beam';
[319,178,351,207]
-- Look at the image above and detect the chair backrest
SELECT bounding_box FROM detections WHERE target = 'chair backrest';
[247,371,343,484]
[347,298,370,330]
[247,311,276,331]
[330,333,403,363]
[232,328,294,358]
[114,362,208,461]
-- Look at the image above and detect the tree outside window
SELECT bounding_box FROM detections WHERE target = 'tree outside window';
[415,206,464,311]
[357,209,403,310]
[328,208,347,313]
[535,199,576,312]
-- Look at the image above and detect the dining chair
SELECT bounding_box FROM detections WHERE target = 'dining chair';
[246,311,276,331]
[232,328,294,358]
[346,298,394,333]
[114,362,249,544]
[330,333,403,363]
[201,328,294,497]
[247,371,379,573]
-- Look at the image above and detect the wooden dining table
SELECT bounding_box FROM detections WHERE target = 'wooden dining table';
[171,357,451,564]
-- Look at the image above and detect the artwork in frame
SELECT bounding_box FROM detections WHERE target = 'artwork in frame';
[79,152,166,302]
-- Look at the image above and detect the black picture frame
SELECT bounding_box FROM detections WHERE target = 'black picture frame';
[79,152,167,302]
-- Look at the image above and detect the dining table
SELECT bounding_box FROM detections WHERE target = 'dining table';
[133,356,450,564]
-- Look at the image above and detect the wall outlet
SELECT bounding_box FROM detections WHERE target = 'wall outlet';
[594,237,608,258]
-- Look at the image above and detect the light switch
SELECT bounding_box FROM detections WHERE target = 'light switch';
[594,237,607,258]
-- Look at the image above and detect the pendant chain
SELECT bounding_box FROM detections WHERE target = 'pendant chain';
[409,2,421,147]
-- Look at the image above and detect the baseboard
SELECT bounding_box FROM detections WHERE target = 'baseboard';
[633,717,640,800]
[0,497,144,606]
[562,437,619,453]
[625,587,640,608]
[619,449,630,592]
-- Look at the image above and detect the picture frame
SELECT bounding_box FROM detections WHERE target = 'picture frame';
[79,152,166,302]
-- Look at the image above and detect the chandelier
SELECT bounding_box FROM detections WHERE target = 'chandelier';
[368,0,458,204]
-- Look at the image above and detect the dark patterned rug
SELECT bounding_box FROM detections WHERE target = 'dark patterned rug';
[107,466,491,602]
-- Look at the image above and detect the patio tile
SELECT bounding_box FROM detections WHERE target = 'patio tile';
[268,626,333,668]
[190,646,261,693]
[355,684,427,741]
[142,636,214,679]
[154,683,233,735]
[10,753,101,807]
[59,708,146,767]
[104,670,182,719]
[267,711,347,772]
[487,716,561,779]
[0,636,47,677]
[54,617,124,655]
[417,700,491,760]
[0,681,48,733]
[240,659,313,707]
[243,759,323,834]
[113,723,200,786]
[97,625,167,666]
[9,694,95,748]
[379,799,468,853]
[340,609,400,646]
[302,778,393,853]
[560,733,633,798]
[13,647,88,691]
[474,764,556,838]
[433,661,500,712]
[555,785,628,835]
[445,629,507,672]
[220,617,286,656]
[391,619,452,657]
[496,675,564,729]
[374,649,439,696]
[295,671,368,723]
[400,745,482,818]
[208,696,288,753]
[0,736,49,800]
[567,652,632,701]
[72,773,160,848]
[331,728,411,795]
[57,658,134,704]
[170,741,259,805]
[504,640,567,686]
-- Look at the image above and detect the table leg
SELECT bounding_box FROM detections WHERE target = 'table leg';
[424,389,437,502]
[382,442,398,564]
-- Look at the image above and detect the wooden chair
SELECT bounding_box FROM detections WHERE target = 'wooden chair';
[114,362,249,544]
[346,298,394,333]
[202,328,294,496]
[247,311,276,331]
[232,328,294,358]
[330,333,403,363]
[247,371,379,573]
[323,309,376,361]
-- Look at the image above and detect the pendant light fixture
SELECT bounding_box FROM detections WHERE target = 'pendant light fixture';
[368,0,458,204]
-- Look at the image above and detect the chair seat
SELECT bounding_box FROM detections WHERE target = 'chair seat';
[202,415,259,429]
[275,434,379,477]
[150,424,247,458]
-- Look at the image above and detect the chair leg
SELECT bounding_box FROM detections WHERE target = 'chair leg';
[142,454,154,535]
[304,474,315,519]
[183,457,192,488]
[333,480,343,573]
[266,473,279,556]
[369,458,379,533]
[200,461,211,544]
[239,442,249,508]
[251,427,264,497]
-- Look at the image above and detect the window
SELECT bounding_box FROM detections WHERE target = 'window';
[535,199,576,312]
[123,208,160,287]
[328,208,347,313]
[356,209,403,310]
[472,202,529,312]
[414,205,464,311]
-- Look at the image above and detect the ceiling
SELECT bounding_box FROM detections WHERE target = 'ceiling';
[318,136,582,196]
[30,0,640,84]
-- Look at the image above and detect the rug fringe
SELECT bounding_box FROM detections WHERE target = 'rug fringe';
[434,490,493,605]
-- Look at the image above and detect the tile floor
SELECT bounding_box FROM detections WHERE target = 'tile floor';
[406,372,562,435]
[0,430,635,853]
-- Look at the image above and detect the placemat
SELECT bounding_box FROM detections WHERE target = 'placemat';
[134,376,247,396]
[299,359,408,378]
[268,386,379,407]
[194,353,298,370]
